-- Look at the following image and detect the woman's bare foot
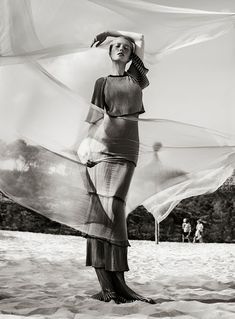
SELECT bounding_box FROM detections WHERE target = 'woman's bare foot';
[91,290,129,304]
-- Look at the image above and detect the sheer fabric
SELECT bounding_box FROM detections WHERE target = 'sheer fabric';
[0,0,235,236]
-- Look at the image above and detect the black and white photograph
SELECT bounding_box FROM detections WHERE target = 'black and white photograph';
[0,0,235,318]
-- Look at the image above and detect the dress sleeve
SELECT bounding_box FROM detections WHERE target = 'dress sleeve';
[127,53,149,90]
[85,77,106,124]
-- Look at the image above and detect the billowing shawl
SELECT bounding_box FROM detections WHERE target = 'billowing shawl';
[0,0,234,233]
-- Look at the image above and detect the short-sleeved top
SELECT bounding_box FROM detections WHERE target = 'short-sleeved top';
[85,54,149,124]
[182,222,191,233]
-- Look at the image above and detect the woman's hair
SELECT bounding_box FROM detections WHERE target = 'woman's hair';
[109,36,135,60]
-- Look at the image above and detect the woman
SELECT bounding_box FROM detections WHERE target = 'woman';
[193,219,204,243]
[78,30,154,304]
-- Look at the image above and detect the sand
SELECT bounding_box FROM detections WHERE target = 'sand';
[0,230,234,319]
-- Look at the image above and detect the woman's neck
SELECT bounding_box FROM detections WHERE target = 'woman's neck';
[111,61,126,76]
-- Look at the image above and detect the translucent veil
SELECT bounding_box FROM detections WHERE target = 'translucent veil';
[0,0,235,235]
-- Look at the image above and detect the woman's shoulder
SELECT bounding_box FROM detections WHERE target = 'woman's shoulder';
[95,76,107,84]
[93,77,107,91]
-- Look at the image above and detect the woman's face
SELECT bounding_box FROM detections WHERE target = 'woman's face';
[109,37,132,64]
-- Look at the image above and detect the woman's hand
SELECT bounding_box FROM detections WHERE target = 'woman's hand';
[91,32,109,47]
[77,138,91,164]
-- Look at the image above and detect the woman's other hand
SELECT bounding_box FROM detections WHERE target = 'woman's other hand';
[91,32,108,47]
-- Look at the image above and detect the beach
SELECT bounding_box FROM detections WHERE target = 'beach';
[0,230,234,319]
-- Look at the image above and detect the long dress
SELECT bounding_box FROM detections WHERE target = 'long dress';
[82,54,149,273]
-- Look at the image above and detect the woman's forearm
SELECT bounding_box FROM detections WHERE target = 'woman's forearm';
[107,30,143,42]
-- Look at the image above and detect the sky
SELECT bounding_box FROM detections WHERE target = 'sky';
[140,0,235,134]
[146,28,235,134]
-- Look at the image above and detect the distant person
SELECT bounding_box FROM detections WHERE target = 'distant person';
[182,218,191,242]
[193,219,204,243]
